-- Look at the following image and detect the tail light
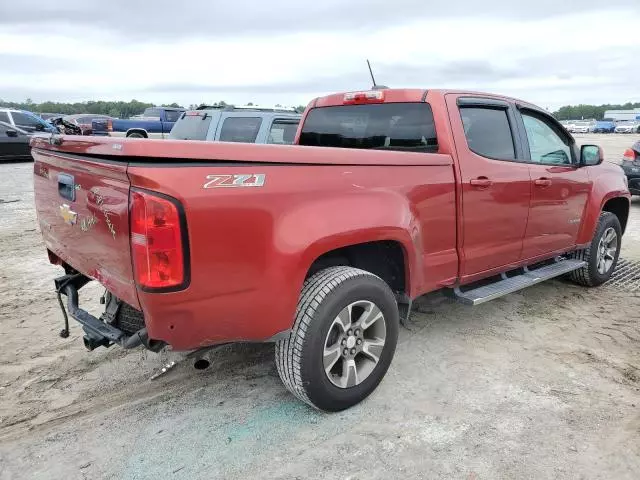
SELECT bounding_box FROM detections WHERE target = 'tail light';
[107,119,113,133]
[130,190,188,290]
[623,148,637,162]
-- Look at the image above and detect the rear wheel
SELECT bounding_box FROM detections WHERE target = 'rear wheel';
[569,212,621,286]
[276,267,399,411]
[127,132,145,138]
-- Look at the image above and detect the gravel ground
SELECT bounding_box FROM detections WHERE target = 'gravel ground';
[1,134,639,479]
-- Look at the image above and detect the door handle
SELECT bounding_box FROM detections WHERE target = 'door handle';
[534,178,552,187]
[470,177,492,188]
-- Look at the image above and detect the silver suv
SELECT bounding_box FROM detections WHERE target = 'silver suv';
[169,105,301,144]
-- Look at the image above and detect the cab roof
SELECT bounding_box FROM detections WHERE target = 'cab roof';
[311,88,540,110]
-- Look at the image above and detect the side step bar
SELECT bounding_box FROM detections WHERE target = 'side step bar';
[453,259,586,306]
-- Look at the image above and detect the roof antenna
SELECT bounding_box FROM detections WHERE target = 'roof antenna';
[367,59,389,90]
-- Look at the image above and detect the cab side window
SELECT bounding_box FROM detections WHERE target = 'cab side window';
[521,112,573,165]
[460,107,516,160]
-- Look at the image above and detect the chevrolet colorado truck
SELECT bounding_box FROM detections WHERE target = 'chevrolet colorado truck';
[32,88,631,411]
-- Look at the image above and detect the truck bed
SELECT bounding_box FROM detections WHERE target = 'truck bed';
[31,135,457,349]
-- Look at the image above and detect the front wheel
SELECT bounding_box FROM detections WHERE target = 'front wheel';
[569,212,622,286]
[276,267,399,411]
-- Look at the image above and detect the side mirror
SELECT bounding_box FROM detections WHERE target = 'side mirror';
[35,123,45,132]
[580,145,603,166]
[6,129,18,138]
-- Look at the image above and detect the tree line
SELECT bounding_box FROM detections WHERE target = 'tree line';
[552,102,640,121]
[0,99,307,118]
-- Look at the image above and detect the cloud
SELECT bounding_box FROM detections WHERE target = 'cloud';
[1,0,638,39]
[0,3,638,109]
[0,53,80,74]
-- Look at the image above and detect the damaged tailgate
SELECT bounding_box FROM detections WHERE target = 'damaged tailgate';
[31,136,139,309]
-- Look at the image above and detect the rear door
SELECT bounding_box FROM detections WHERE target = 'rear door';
[515,108,590,258]
[446,95,531,280]
[31,148,139,308]
[0,124,31,159]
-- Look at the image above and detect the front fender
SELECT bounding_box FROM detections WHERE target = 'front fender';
[577,165,631,244]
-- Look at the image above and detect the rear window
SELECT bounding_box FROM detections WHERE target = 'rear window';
[267,119,299,144]
[0,112,9,123]
[219,117,262,143]
[169,113,213,141]
[298,103,438,152]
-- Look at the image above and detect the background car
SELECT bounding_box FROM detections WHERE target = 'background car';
[0,121,32,162]
[621,141,640,195]
[570,121,593,133]
[593,120,616,133]
[614,121,640,134]
[63,114,112,135]
[0,108,58,134]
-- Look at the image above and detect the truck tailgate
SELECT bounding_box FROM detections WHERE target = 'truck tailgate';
[32,147,139,309]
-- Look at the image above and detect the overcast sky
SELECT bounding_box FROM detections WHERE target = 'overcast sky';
[1,0,639,110]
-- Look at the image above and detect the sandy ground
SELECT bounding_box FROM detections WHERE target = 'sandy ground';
[1,134,639,479]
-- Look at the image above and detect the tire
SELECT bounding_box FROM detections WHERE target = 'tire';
[127,132,145,138]
[569,212,621,286]
[275,266,399,411]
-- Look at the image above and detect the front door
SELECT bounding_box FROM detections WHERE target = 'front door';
[446,96,531,279]
[517,109,591,259]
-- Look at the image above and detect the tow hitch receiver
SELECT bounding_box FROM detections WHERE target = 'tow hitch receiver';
[54,273,149,351]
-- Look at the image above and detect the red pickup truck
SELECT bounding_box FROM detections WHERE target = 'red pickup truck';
[32,88,630,411]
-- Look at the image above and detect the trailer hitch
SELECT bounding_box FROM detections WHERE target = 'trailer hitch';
[54,273,150,351]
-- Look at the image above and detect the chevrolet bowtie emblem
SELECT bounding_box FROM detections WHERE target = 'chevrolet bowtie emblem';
[60,204,78,225]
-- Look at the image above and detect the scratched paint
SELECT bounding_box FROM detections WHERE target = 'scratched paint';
[91,189,117,239]
[79,214,98,233]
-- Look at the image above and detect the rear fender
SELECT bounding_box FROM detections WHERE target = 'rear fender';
[275,190,421,300]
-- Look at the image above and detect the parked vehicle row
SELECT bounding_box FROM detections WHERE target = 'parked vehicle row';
[31,87,631,411]
[562,118,640,134]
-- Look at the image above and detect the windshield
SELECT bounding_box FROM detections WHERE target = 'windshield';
[299,103,438,152]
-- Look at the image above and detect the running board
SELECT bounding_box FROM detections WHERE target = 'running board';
[453,259,586,306]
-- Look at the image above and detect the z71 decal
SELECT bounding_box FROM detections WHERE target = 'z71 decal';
[203,174,266,189]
